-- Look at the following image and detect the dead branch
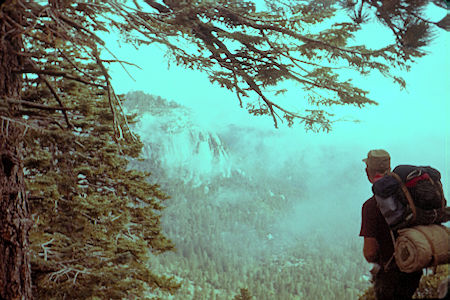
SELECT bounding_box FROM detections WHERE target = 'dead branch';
[25,59,72,128]
[3,98,72,111]
[14,68,106,88]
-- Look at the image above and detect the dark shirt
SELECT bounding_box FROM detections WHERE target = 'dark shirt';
[360,196,395,264]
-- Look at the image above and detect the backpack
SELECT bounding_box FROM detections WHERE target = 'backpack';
[372,165,448,231]
[372,165,449,272]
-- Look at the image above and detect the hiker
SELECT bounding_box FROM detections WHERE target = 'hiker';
[359,149,423,300]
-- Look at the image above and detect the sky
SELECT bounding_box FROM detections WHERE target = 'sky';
[103,2,449,196]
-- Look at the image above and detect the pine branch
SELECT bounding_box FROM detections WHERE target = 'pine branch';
[214,6,381,56]
[57,49,97,82]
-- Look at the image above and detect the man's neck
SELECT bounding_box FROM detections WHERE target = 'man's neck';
[370,173,385,183]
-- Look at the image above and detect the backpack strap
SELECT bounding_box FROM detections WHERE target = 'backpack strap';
[388,172,417,222]
[383,229,397,271]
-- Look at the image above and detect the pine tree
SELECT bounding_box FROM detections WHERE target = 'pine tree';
[233,288,254,300]
[0,0,447,298]
[0,6,32,298]
[21,54,179,298]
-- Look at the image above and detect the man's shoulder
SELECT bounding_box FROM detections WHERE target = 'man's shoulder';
[362,196,376,210]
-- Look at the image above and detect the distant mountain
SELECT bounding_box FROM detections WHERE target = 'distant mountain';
[124,91,232,187]
[122,91,375,300]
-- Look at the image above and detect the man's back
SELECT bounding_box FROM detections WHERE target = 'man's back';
[360,149,422,300]
[360,196,394,266]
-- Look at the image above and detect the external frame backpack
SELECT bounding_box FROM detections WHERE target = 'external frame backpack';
[372,165,449,272]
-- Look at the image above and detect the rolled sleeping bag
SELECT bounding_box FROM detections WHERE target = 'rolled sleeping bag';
[394,225,449,273]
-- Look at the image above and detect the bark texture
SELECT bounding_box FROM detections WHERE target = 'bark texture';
[0,2,32,299]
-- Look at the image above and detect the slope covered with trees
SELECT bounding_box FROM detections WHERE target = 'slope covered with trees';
[122,92,371,300]
[126,92,448,300]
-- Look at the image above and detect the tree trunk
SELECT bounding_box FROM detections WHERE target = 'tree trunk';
[0,2,32,299]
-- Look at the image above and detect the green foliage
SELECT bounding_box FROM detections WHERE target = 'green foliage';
[23,61,179,298]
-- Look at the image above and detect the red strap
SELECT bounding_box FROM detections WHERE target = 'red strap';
[405,173,430,188]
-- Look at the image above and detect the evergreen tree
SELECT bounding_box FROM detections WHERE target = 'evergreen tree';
[0,0,447,298]
[233,288,254,300]
[22,56,179,298]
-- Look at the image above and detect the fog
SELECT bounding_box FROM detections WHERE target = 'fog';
[216,125,368,246]
[106,19,449,195]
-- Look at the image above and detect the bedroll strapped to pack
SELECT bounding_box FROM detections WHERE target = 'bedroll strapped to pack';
[394,225,449,273]
[372,165,449,272]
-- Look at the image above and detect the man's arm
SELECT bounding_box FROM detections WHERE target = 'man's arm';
[363,237,379,263]
[360,198,380,263]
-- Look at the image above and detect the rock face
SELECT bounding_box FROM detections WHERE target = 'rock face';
[125,91,231,186]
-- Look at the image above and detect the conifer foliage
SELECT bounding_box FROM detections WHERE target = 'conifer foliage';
[23,66,179,298]
[342,0,449,49]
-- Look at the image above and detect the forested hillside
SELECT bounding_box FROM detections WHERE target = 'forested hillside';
[124,91,448,300]
[124,91,370,300]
